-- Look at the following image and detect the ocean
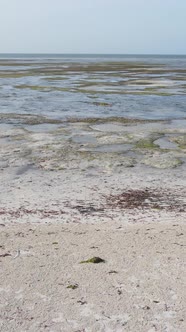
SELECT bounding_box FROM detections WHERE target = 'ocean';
[0,54,185,123]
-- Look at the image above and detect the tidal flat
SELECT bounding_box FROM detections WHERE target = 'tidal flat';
[0,56,186,218]
[0,56,186,172]
[1,114,186,172]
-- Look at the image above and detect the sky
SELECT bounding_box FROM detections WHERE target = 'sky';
[0,0,185,54]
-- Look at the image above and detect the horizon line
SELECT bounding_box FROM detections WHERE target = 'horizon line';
[0,52,186,56]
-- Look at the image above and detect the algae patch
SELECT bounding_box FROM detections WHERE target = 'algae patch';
[169,135,186,149]
[67,284,78,289]
[142,153,183,169]
[80,257,105,264]
[135,138,159,150]
[0,113,63,125]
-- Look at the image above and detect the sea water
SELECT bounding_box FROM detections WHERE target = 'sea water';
[0,54,185,125]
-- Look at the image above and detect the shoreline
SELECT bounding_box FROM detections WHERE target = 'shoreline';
[0,57,186,331]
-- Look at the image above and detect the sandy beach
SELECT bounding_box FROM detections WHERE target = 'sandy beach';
[0,58,186,331]
[0,220,185,332]
[0,126,186,331]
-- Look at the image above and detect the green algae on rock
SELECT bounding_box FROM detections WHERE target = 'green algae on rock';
[0,113,63,125]
[142,153,183,169]
[169,135,186,149]
[66,117,164,125]
[92,101,112,107]
[135,138,160,150]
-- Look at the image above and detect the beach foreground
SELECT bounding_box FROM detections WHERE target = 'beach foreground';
[0,221,185,332]
[0,158,186,331]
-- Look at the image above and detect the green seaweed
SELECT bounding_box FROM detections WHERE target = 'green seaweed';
[92,102,112,107]
[66,116,164,125]
[67,284,78,289]
[170,135,186,149]
[80,257,105,264]
[43,76,66,81]
[0,72,35,78]
[135,139,159,150]
[75,88,175,96]
[13,84,176,96]
[0,113,63,125]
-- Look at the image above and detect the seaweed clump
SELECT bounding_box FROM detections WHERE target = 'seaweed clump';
[80,257,105,264]
[67,284,78,289]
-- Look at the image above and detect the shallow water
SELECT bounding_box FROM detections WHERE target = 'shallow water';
[154,137,178,150]
[89,144,133,153]
[0,54,185,129]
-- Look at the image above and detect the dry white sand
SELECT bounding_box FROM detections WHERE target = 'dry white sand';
[0,164,186,332]
[0,221,186,332]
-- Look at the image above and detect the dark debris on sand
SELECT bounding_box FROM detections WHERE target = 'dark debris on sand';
[70,188,186,215]
[104,189,186,212]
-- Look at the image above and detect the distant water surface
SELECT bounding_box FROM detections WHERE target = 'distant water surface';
[0,54,185,124]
